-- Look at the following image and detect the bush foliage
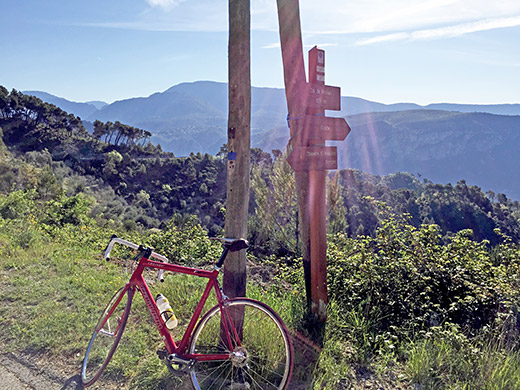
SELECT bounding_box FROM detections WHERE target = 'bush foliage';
[327,209,520,345]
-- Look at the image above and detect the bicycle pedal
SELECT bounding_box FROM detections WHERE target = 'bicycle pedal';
[156,349,168,360]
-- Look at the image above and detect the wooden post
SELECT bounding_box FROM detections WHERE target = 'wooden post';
[276,0,313,309]
[308,47,328,320]
[223,0,251,299]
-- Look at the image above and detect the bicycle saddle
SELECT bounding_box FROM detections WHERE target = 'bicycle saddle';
[210,237,249,252]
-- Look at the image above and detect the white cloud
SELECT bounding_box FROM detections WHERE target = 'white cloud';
[299,0,520,34]
[75,0,520,36]
[355,33,409,46]
[412,16,520,39]
[146,0,186,11]
[356,15,520,45]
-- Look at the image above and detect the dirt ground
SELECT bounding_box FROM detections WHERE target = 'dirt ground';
[0,331,320,390]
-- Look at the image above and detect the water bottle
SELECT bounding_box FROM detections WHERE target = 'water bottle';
[155,294,178,329]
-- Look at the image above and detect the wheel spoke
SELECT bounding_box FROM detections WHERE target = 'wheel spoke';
[189,299,292,390]
[243,363,282,390]
[197,361,230,387]
[248,358,285,379]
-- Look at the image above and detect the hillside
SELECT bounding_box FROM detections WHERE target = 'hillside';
[1,171,519,390]
[2,86,520,389]
[23,81,520,158]
[342,110,520,200]
[0,87,227,234]
[256,110,520,200]
[21,83,520,200]
[1,88,519,243]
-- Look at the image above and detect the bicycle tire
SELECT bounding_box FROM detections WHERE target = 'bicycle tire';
[81,286,133,387]
[189,298,293,390]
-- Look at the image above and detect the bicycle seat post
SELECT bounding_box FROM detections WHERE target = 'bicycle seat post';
[215,246,230,270]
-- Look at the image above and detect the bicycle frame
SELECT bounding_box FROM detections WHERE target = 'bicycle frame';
[84,236,293,390]
[119,255,233,362]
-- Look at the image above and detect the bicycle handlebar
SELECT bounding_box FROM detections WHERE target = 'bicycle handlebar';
[103,235,248,274]
[103,235,169,282]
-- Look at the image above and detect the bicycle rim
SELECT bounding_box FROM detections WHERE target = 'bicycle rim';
[81,286,133,387]
[189,298,293,390]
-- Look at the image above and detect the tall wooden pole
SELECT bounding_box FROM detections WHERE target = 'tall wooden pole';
[276,0,313,309]
[308,47,328,320]
[223,0,251,299]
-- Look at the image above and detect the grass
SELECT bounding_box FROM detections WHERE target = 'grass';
[406,333,520,390]
[0,222,186,388]
[0,221,297,389]
[2,218,520,390]
[0,222,125,357]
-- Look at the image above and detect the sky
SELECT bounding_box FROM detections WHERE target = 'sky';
[1,0,519,105]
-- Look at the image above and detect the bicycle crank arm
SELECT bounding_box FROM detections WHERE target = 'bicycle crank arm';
[167,353,192,366]
[157,350,193,376]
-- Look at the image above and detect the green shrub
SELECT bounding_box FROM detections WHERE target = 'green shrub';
[147,216,221,266]
[41,193,93,227]
[0,189,37,219]
[327,213,520,342]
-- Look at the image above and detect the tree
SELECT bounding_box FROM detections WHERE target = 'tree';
[327,172,348,235]
[92,120,107,141]
[250,152,298,256]
[103,150,123,176]
[0,86,9,119]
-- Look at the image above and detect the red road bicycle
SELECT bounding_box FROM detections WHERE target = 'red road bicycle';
[81,235,293,389]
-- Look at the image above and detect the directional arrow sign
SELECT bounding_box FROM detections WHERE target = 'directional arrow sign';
[306,83,341,111]
[287,146,338,171]
[291,116,351,143]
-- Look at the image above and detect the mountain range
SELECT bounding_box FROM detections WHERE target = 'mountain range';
[24,81,520,155]
[24,90,107,119]
[23,81,520,199]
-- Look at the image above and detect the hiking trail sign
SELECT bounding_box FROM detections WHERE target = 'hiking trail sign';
[287,145,338,171]
[287,47,350,172]
[284,45,352,322]
[289,115,351,143]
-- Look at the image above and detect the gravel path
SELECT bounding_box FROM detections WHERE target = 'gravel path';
[0,353,79,390]
[0,364,32,390]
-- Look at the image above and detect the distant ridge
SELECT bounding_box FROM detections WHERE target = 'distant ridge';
[86,100,108,110]
[344,110,520,200]
[22,90,103,119]
[24,81,520,130]
[255,109,520,200]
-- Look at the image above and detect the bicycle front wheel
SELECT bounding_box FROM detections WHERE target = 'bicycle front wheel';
[189,298,293,390]
[81,286,133,387]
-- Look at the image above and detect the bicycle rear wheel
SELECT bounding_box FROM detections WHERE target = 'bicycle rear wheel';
[189,298,293,390]
[81,286,133,387]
